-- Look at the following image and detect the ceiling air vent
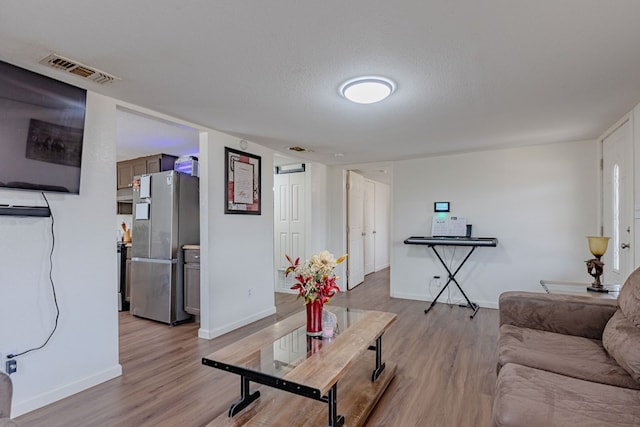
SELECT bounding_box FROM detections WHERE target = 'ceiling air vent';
[39,53,121,85]
[288,146,313,153]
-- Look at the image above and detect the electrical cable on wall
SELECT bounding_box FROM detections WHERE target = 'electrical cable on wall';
[447,247,455,306]
[439,246,464,307]
[451,246,473,307]
[7,192,60,360]
[429,248,454,307]
[448,246,467,306]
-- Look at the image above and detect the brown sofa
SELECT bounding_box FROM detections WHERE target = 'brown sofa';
[0,371,19,427]
[492,268,640,426]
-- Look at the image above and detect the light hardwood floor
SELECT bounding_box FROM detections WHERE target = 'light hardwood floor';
[16,269,499,427]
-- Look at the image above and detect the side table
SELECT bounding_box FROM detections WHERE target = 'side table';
[539,280,621,299]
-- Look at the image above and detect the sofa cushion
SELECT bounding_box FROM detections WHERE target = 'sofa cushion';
[492,363,640,427]
[603,309,640,383]
[498,324,639,389]
[619,267,640,327]
[498,291,617,339]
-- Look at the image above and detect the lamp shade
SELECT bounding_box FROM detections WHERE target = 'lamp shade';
[587,236,610,257]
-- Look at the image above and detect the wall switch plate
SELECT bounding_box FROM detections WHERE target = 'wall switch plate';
[6,359,17,375]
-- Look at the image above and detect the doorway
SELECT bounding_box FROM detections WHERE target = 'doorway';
[115,107,200,318]
[273,157,307,293]
[346,170,390,289]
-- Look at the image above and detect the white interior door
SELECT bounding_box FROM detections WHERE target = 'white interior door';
[289,172,305,261]
[363,180,375,275]
[603,119,633,285]
[274,173,290,285]
[274,171,305,292]
[347,171,365,289]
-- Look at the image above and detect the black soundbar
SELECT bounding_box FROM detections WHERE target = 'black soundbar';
[0,205,51,217]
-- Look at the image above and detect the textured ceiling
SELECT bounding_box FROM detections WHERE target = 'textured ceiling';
[2,1,640,167]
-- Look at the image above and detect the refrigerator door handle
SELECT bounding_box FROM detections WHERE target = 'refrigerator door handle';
[131,257,178,264]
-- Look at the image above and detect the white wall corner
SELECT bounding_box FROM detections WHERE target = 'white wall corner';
[198,306,276,340]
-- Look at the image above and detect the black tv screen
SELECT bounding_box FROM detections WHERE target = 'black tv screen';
[0,60,87,194]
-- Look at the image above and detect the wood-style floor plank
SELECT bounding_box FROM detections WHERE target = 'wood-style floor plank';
[15,268,499,427]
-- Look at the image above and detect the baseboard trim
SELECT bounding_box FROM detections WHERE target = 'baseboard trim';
[374,263,390,272]
[13,364,122,417]
[198,306,277,340]
[389,291,498,310]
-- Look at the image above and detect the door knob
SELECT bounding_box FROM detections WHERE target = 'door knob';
[621,243,631,249]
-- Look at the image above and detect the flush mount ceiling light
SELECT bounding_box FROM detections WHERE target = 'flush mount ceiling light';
[340,76,396,104]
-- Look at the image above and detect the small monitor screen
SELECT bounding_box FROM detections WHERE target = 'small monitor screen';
[434,202,450,212]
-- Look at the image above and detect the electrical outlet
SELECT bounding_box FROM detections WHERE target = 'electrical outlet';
[432,276,442,289]
[6,359,17,375]
[248,288,252,297]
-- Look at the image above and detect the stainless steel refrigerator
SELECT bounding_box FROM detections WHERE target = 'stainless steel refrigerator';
[130,170,199,325]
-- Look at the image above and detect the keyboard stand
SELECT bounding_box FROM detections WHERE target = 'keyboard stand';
[403,236,499,319]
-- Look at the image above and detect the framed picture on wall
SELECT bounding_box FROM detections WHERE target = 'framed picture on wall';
[225,147,261,215]
[25,119,84,167]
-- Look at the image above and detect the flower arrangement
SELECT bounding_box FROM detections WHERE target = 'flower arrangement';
[285,251,347,304]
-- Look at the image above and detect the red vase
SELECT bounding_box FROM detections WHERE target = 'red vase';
[306,300,323,336]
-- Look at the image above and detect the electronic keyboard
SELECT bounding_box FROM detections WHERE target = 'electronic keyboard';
[403,236,498,247]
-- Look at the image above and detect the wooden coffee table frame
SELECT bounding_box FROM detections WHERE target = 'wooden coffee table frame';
[202,308,396,427]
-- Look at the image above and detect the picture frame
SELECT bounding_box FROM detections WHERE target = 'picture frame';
[225,147,261,215]
[25,118,84,167]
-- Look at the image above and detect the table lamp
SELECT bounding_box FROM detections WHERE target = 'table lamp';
[585,236,610,292]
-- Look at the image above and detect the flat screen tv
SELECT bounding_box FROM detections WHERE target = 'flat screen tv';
[0,60,87,194]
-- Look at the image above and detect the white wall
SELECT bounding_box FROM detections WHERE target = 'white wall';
[307,162,328,254]
[0,92,121,416]
[326,168,349,290]
[198,134,277,339]
[374,181,390,271]
[391,140,599,308]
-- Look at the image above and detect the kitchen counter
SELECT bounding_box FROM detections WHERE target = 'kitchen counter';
[183,244,200,249]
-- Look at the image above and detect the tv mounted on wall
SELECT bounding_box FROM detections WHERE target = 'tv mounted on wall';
[0,59,87,194]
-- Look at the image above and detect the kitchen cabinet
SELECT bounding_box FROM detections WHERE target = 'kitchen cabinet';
[131,158,148,178]
[183,247,200,315]
[116,154,178,189]
[117,162,134,189]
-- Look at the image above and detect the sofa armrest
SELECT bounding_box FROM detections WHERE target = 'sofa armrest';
[499,291,618,339]
[0,372,12,420]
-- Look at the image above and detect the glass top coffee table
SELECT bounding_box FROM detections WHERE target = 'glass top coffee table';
[202,306,397,427]
[540,280,621,298]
